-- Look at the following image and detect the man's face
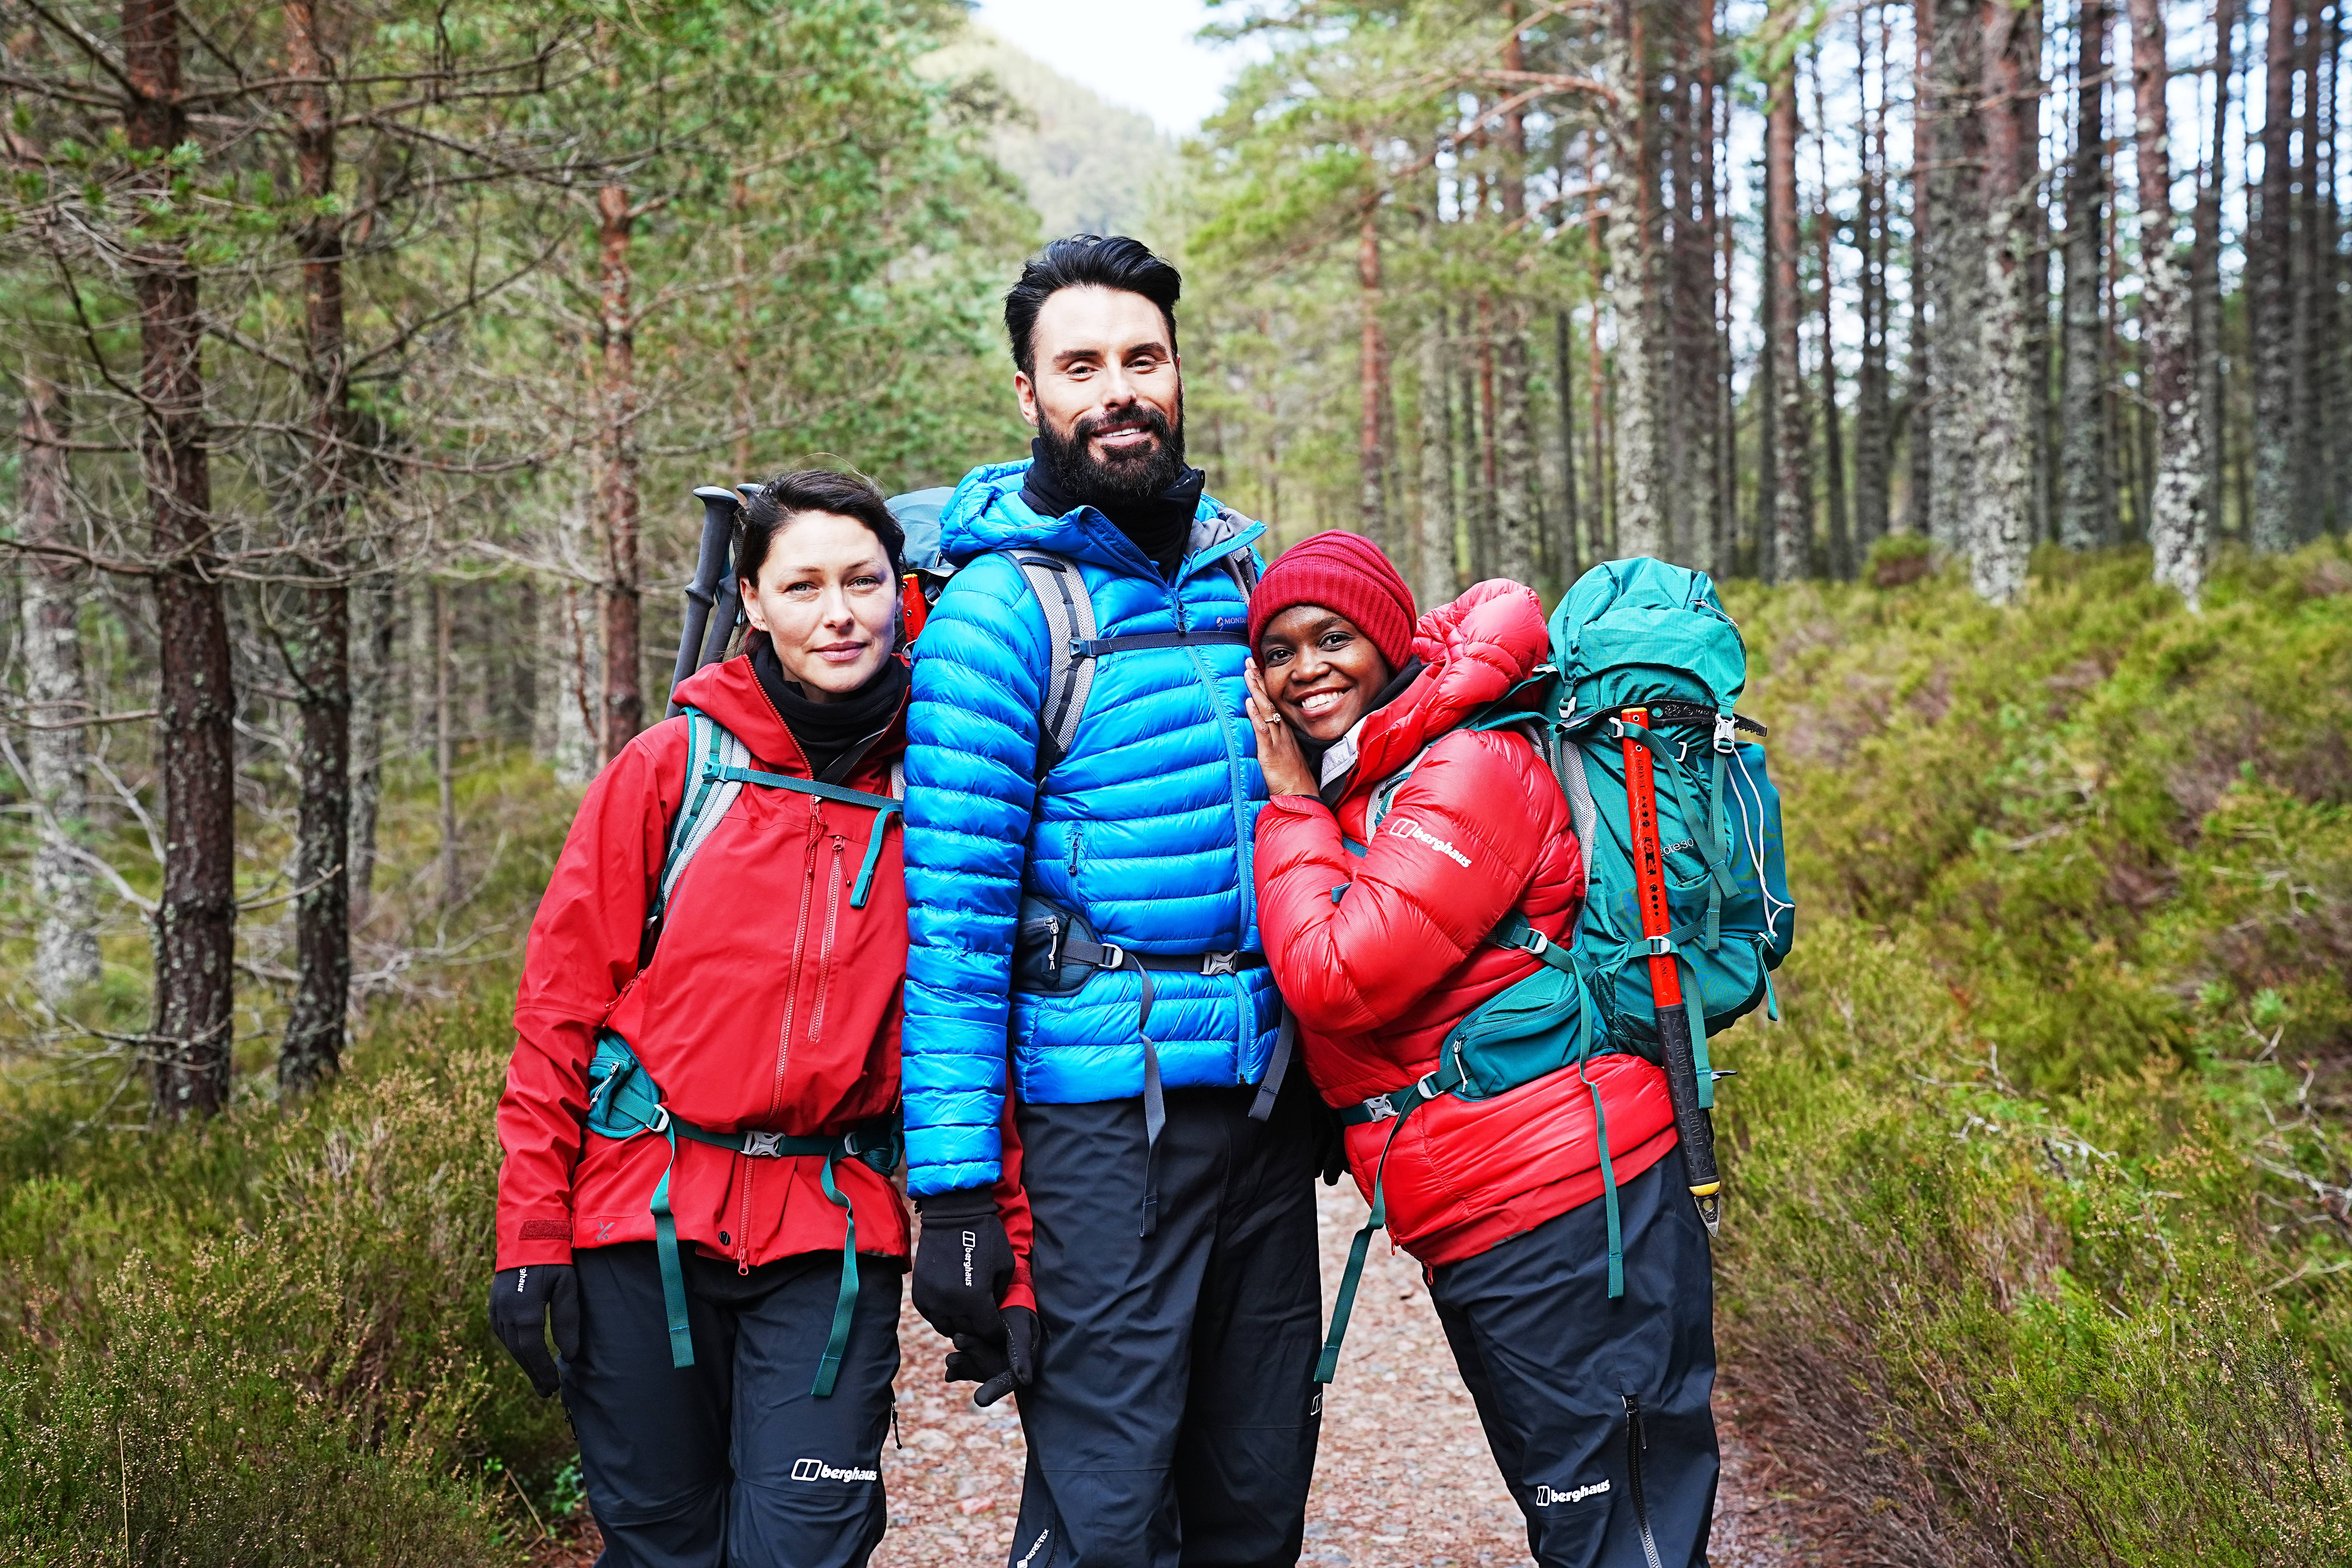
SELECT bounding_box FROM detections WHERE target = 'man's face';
[1016,284,1185,505]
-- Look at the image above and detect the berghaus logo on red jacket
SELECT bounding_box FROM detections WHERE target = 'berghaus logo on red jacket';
[1385,816,1472,868]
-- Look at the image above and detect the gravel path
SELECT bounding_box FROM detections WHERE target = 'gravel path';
[870,1184,1808,1568]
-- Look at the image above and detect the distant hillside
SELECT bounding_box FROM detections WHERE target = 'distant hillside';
[931,27,1177,242]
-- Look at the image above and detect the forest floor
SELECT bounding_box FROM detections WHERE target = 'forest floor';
[866,1184,1819,1567]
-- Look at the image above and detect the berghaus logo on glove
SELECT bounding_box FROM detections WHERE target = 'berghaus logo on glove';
[961,1229,978,1287]
[791,1458,879,1484]
[1385,815,1472,867]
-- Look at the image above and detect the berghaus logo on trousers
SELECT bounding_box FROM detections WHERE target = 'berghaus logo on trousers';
[1536,1478,1611,1507]
[791,1458,879,1483]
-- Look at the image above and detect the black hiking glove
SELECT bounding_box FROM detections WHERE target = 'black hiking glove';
[912,1187,1015,1341]
[945,1304,1041,1408]
[1310,1095,1349,1187]
[489,1263,580,1399]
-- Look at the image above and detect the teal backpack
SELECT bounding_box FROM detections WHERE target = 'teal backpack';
[1318,558,1792,1379]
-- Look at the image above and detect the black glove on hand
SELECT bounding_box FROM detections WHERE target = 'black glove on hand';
[912,1187,1015,1341]
[1310,1095,1350,1187]
[944,1304,1040,1408]
[489,1263,580,1399]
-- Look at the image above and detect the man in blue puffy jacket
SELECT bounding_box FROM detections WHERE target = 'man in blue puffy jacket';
[900,234,1322,1567]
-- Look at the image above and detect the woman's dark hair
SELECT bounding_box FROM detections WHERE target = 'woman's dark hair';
[1003,234,1182,378]
[736,467,904,585]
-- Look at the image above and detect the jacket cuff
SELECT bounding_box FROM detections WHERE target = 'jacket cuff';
[496,1212,576,1271]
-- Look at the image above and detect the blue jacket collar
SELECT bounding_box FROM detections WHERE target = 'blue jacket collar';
[938,458,1265,581]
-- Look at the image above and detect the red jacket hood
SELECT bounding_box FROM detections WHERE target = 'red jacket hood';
[1353,579,1550,786]
[667,650,909,775]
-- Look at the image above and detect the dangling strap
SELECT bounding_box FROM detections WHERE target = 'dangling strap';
[1247,1010,1298,1122]
[1318,1070,1449,1382]
[1136,965,1165,1237]
[1569,991,1625,1299]
[649,1123,695,1366]
[812,1155,859,1398]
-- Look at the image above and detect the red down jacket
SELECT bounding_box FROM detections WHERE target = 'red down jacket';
[1255,580,1677,1268]
[496,652,1033,1308]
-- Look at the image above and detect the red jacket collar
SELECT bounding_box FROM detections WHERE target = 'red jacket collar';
[1347,580,1550,789]
[666,653,909,777]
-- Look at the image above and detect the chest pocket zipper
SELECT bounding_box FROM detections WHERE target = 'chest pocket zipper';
[807,835,848,1044]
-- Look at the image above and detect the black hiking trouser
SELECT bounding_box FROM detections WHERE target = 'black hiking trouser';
[1005,1079,1323,1568]
[1427,1156,1720,1568]
[559,1241,902,1568]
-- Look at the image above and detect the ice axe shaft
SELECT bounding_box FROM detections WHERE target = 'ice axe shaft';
[669,486,744,717]
[1620,706,1723,1234]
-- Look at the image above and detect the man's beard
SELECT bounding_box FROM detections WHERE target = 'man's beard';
[1037,396,1187,508]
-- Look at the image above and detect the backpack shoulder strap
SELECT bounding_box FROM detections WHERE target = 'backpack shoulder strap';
[1009,551,1099,772]
[638,707,748,968]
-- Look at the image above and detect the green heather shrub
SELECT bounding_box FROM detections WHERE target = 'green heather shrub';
[1712,542,2352,1566]
[0,997,568,1564]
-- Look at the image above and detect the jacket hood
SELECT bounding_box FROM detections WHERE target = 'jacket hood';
[936,458,1264,579]
[667,652,907,775]
[1351,579,1550,785]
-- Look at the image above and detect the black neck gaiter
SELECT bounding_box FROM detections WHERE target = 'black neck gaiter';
[749,640,908,782]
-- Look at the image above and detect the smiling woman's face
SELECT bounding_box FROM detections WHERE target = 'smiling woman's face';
[1254,604,1394,744]
[739,509,897,701]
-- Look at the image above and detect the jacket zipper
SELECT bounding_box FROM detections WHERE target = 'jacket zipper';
[1623,1393,1666,1568]
[806,835,847,1045]
[743,799,822,1270]
[1176,550,1259,1070]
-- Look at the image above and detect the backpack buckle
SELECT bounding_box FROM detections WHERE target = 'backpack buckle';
[1522,928,1552,957]
[1713,714,1736,753]
[1200,950,1241,977]
[1357,1093,1399,1123]
[740,1130,783,1158]
[1643,935,1676,958]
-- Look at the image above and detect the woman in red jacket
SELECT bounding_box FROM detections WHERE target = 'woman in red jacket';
[489,468,1031,1568]
[1242,532,1719,1568]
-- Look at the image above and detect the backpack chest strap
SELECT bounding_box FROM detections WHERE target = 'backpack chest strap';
[706,762,902,908]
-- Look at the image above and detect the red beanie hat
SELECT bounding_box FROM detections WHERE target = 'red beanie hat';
[1247,530,1417,673]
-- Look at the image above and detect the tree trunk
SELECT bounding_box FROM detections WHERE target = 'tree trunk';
[435,579,459,909]
[18,374,102,1006]
[2191,0,2237,539]
[1556,307,1583,579]
[1927,0,1989,559]
[2060,0,2117,549]
[1767,50,1812,583]
[1468,296,1497,579]
[1611,0,1668,558]
[1757,131,1781,575]
[1492,16,1539,584]
[1906,0,1938,539]
[1705,1,1737,576]
[346,562,395,932]
[2325,1,2347,531]
[278,0,351,1094]
[2249,0,2300,550]
[2024,1,2055,547]
[1853,2,1894,554]
[2127,0,2206,602]
[1970,0,2039,603]
[1357,175,1391,548]
[2290,0,2327,532]
[1416,324,1457,605]
[1812,47,1853,579]
[595,182,644,760]
[128,0,235,1118]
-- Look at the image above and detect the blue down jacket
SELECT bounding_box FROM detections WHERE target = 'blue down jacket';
[900,459,1283,1196]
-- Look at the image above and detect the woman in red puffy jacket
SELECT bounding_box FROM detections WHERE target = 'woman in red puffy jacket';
[1243,532,1718,1568]
[490,469,1031,1568]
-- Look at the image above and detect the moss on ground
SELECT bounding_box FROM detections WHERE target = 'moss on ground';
[1713,541,2352,1566]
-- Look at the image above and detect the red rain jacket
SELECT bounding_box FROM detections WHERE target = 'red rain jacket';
[496,653,1034,1308]
[1255,581,1678,1268]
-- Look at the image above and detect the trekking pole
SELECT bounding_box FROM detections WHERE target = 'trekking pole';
[1619,706,1723,1234]
[668,486,743,717]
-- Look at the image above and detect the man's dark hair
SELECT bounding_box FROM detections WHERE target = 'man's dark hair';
[736,467,904,585]
[1003,234,1182,377]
